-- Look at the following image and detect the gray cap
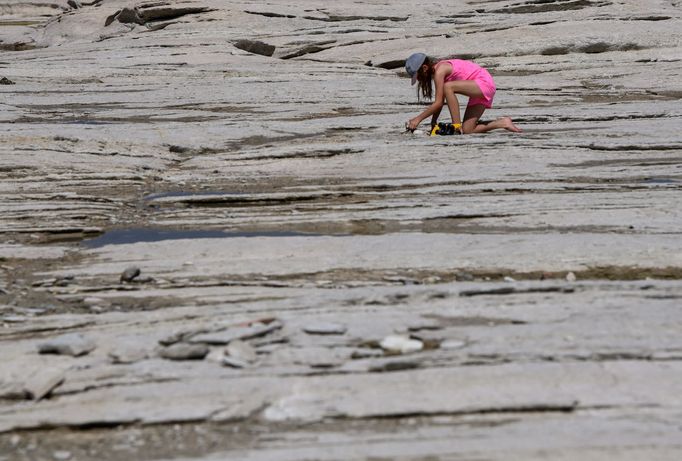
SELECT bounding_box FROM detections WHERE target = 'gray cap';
[405,52,427,85]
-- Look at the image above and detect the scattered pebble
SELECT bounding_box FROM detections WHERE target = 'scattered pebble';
[0,77,15,85]
[302,322,347,335]
[503,276,516,282]
[38,333,96,357]
[566,271,577,282]
[52,451,72,461]
[120,266,141,283]
[380,335,423,354]
[159,343,209,361]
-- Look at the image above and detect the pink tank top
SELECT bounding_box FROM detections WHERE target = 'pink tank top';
[437,59,486,82]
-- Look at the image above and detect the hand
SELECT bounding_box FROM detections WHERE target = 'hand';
[407,117,421,131]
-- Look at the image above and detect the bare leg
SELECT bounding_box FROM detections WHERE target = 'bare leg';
[443,81,484,126]
[463,104,522,134]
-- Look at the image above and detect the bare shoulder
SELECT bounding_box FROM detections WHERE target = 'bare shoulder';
[434,61,452,78]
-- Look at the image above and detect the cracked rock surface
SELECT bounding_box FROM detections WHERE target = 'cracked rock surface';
[1,0,681,460]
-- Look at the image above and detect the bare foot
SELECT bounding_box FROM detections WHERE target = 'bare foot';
[500,116,522,133]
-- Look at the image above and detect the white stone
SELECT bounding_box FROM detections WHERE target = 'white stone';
[380,335,423,354]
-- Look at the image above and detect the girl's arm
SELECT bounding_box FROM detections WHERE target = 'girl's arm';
[407,64,449,130]
[431,105,443,129]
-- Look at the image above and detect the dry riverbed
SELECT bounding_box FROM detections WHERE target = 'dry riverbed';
[1,1,682,460]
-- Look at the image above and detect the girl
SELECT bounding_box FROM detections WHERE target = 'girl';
[404,53,521,134]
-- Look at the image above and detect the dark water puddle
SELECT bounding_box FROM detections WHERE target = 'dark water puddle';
[82,228,321,248]
[642,177,680,184]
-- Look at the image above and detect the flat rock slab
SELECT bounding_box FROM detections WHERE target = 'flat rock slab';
[158,344,209,361]
[302,322,347,335]
[0,360,680,433]
[37,334,96,357]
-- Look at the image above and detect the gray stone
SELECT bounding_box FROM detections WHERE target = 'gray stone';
[0,77,15,85]
[38,333,96,357]
[105,8,145,27]
[233,40,276,57]
[120,266,141,283]
[159,343,209,361]
[302,322,347,335]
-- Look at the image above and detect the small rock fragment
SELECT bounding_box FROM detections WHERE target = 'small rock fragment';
[225,339,258,365]
[24,367,66,400]
[233,39,276,57]
[52,451,72,461]
[0,77,15,85]
[38,333,96,357]
[205,348,225,363]
[302,322,347,335]
[380,335,423,354]
[222,356,251,368]
[159,343,209,361]
[503,276,516,282]
[120,266,141,283]
[109,347,148,364]
[67,0,82,9]
[105,7,145,27]
[566,271,577,282]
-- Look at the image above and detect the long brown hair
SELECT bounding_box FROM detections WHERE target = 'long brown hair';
[416,56,435,101]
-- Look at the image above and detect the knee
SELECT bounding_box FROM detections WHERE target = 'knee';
[461,124,475,134]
